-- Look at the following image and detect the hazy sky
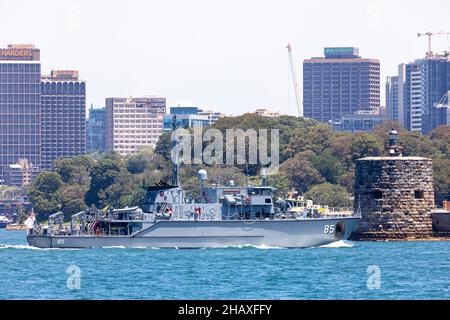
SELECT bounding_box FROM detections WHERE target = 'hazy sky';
[1,0,449,115]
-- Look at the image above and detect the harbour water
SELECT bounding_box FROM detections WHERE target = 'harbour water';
[1,229,449,299]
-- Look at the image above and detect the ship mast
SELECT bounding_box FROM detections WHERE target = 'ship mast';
[171,114,179,186]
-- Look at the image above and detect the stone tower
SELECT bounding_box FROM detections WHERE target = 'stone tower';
[351,130,435,240]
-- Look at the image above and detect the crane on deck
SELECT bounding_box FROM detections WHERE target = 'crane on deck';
[286,43,303,117]
[417,31,450,57]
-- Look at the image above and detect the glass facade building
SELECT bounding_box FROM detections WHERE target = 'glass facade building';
[87,106,106,152]
[303,47,380,123]
[162,106,224,131]
[0,45,41,183]
[41,70,86,171]
[391,56,450,133]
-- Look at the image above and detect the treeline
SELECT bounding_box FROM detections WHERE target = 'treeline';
[28,114,450,220]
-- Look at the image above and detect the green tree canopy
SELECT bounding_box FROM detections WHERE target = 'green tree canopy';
[305,183,353,208]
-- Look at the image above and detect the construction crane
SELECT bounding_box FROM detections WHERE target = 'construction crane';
[286,43,303,117]
[417,31,450,57]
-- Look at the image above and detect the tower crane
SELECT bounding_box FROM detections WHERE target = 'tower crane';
[417,31,450,57]
[286,43,303,117]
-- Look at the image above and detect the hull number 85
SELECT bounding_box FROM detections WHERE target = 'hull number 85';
[324,225,335,234]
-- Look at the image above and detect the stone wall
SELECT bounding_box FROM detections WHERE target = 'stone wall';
[351,157,434,240]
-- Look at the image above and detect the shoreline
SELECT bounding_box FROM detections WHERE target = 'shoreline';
[4,224,29,231]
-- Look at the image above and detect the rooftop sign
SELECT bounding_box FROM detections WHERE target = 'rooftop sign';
[0,48,40,61]
[324,47,359,58]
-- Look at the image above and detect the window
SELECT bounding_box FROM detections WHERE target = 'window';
[373,190,382,199]
[414,190,424,199]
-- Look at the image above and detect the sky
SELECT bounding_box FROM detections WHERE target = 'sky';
[0,0,449,116]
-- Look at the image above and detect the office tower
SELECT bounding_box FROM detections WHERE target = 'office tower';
[41,70,86,171]
[395,55,450,133]
[303,47,380,123]
[106,96,166,156]
[87,106,106,152]
[0,44,41,183]
[386,76,399,122]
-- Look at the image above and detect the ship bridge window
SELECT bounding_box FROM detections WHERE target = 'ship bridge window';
[265,198,271,204]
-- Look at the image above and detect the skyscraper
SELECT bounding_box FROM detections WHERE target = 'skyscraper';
[0,44,41,183]
[391,55,450,133]
[41,70,86,171]
[303,47,380,123]
[87,106,106,152]
[386,76,399,122]
[105,96,166,156]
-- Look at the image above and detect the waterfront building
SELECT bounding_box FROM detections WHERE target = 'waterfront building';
[40,70,86,171]
[303,47,380,123]
[87,106,106,152]
[106,96,166,156]
[0,44,41,182]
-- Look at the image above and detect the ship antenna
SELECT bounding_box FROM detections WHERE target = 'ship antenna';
[171,114,179,186]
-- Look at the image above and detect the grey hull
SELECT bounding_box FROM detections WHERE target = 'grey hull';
[27,217,359,249]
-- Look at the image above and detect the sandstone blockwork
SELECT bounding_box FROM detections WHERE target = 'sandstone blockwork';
[351,157,434,240]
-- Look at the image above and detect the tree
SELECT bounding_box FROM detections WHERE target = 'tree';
[126,154,153,174]
[55,156,93,186]
[282,123,333,160]
[104,170,142,208]
[305,183,353,208]
[58,184,87,217]
[349,133,384,162]
[307,150,345,184]
[433,158,450,206]
[27,172,64,219]
[429,126,450,159]
[279,155,325,193]
[269,172,291,197]
[85,159,123,208]
[399,131,437,157]
[155,131,172,161]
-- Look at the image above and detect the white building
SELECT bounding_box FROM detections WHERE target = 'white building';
[105,96,166,156]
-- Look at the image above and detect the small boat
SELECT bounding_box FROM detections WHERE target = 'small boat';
[0,215,10,228]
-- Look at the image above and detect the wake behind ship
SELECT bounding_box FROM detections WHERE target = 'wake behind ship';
[27,169,360,249]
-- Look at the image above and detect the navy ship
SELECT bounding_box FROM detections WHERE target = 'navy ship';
[27,168,359,249]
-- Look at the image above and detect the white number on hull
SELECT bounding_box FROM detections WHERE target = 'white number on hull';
[324,225,335,234]
[57,239,65,245]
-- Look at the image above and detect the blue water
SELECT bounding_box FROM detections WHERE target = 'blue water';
[1,229,449,299]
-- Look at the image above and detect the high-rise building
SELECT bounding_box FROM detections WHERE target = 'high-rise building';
[106,96,166,156]
[0,44,41,183]
[386,76,399,122]
[41,70,86,171]
[392,55,450,133]
[87,106,106,152]
[303,47,380,123]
